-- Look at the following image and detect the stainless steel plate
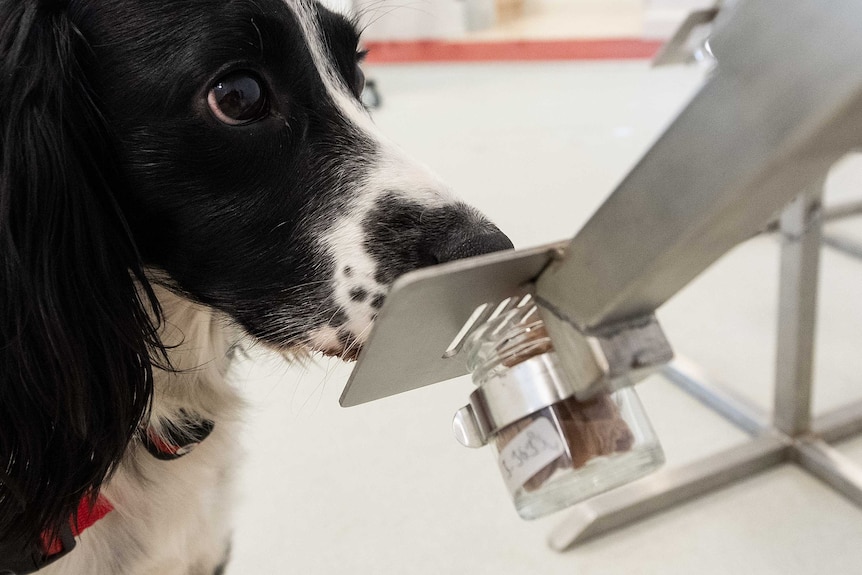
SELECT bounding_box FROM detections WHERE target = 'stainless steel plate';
[339,242,564,407]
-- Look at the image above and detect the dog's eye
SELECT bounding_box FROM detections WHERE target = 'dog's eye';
[207,72,268,125]
[352,49,368,99]
[353,64,366,98]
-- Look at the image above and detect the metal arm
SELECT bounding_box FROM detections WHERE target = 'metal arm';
[536,0,862,332]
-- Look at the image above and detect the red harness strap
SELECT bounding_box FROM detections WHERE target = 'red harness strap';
[26,416,214,572]
[40,494,114,557]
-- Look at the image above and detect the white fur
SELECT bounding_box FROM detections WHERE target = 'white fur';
[43,286,244,575]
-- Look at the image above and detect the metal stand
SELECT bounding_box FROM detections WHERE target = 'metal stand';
[340,0,862,553]
[548,189,862,550]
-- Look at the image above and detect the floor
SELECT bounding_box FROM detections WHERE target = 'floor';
[225,54,862,574]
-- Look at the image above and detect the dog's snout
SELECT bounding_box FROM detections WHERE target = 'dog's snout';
[430,223,514,264]
[357,197,513,288]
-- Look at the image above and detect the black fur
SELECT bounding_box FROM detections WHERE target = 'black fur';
[0,0,375,556]
[0,0,165,552]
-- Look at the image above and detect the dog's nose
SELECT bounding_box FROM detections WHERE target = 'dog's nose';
[362,198,513,283]
[431,224,514,264]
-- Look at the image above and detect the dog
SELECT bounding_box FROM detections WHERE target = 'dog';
[0,1,512,573]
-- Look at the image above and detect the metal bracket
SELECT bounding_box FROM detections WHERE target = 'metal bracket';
[538,310,673,400]
[652,7,721,67]
[451,308,674,449]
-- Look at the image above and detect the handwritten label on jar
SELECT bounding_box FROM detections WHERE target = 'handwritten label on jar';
[497,417,565,493]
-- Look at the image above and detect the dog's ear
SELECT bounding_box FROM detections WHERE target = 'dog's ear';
[0,2,166,553]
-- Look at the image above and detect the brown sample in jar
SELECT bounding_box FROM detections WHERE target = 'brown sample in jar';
[493,323,635,492]
[495,395,634,492]
[557,394,635,468]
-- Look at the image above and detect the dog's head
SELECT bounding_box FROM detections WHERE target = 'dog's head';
[87,0,512,357]
[0,0,510,555]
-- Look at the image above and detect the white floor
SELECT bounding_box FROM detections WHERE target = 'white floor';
[228,60,862,573]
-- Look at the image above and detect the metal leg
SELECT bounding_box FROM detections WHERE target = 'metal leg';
[822,233,862,261]
[661,357,768,436]
[794,438,862,506]
[814,399,862,444]
[763,198,862,234]
[774,188,823,436]
[823,199,862,222]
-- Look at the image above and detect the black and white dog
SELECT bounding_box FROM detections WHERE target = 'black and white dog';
[0,1,511,573]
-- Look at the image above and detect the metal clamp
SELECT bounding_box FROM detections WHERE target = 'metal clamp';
[453,353,575,448]
[452,312,674,448]
[538,310,674,400]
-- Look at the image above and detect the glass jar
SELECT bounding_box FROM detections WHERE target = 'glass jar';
[454,302,664,520]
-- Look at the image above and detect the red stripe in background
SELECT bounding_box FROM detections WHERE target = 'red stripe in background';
[364,39,664,64]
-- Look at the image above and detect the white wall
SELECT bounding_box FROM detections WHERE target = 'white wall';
[349,0,718,42]
[354,0,469,41]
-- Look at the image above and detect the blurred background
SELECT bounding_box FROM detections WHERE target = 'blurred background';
[336,0,711,41]
[229,2,862,573]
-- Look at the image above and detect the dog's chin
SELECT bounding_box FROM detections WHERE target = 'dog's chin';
[280,344,362,363]
[260,333,365,364]
[319,345,362,362]
[293,324,367,363]
[314,332,364,362]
